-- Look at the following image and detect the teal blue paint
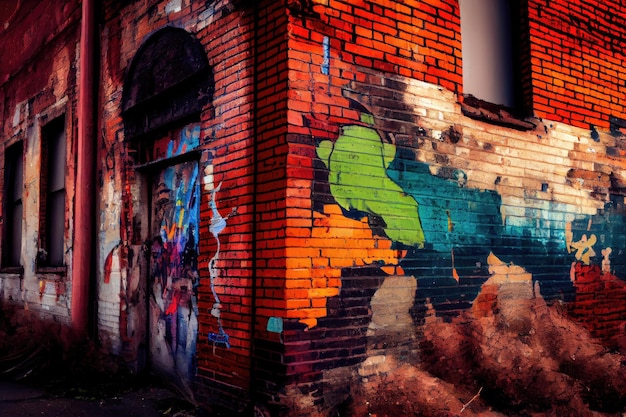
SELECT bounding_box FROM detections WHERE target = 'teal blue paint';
[267,317,283,333]
[387,157,502,253]
[386,150,577,303]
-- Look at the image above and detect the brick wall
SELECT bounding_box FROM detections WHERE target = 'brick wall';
[250,0,301,411]
[0,0,80,324]
[272,0,626,415]
[98,0,259,409]
[528,0,626,130]
[4,0,626,415]
[195,4,255,398]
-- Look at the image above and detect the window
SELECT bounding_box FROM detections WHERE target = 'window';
[39,116,66,268]
[460,0,531,121]
[2,142,24,269]
[122,27,212,142]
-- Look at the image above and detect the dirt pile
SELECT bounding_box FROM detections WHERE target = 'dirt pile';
[350,356,505,417]
[351,253,626,416]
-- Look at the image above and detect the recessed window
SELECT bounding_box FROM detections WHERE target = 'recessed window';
[3,142,24,268]
[460,0,530,119]
[39,116,66,268]
[122,27,213,142]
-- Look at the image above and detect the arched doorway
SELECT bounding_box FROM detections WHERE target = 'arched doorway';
[122,26,213,396]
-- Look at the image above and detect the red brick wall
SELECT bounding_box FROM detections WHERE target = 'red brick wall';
[0,0,80,143]
[280,0,626,346]
[0,0,81,86]
[279,0,465,333]
[0,0,80,322]
[248,1,301,409]
[528,0,626,130]
[5,0,626,415]
[196,5,255,399]
[306,0,462,93]
[273,0,626,415]
[99,0,261,409]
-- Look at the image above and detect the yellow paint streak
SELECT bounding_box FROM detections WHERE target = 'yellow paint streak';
[570,234,597,265]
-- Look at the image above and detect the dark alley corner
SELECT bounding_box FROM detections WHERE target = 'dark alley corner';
[0,305,234,417]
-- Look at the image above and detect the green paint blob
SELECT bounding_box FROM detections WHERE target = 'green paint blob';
[317,125,424,247]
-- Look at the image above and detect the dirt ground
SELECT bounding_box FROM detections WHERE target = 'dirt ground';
[0,379,178,417]
[0,305,236,417]
[0,368,239,417]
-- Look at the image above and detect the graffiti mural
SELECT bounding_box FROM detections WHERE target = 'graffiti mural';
[149,158,200,384]
[146,123,201,162]
[312,97,626,322]
[291,85,626,415]
[316,114,425,248]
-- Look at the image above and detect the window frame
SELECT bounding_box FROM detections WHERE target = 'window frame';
[1,141,24,272]
[459,0,533,129]
[37,115,67,272]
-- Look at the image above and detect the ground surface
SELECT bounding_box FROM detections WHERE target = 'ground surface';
[0,307,234,417]
[0,379,176,417]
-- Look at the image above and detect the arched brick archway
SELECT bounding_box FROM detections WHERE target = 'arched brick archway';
[122,26,213,144]
[121,27,212,397]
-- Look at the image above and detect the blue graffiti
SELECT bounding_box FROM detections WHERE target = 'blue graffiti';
[322,36,330,75]
[167,124,201,158]
[385,148,575,312]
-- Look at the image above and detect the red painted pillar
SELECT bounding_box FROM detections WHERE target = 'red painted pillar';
[72,0,96,336]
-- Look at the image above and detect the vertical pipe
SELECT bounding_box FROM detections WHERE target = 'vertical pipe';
[250,0,259,407]
[72,0,96,336]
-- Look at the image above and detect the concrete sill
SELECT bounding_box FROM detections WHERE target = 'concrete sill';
[36,266,66,276]
[461,95,536,131]
[0,266,23,275]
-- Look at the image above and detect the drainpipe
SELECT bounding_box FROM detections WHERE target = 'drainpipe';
[72,0,96,337]
[250,0,260,409]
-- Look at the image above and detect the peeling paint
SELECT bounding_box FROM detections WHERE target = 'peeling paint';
[207,181,236,348]
[165,0,182,14]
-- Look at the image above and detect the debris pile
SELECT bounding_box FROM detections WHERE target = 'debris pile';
[350,254,626,416]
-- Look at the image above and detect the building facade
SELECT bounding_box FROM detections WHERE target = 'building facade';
[1,0,626,415]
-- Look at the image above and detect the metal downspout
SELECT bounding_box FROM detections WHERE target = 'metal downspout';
[250,0,260,411]
[71,0,96,337]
